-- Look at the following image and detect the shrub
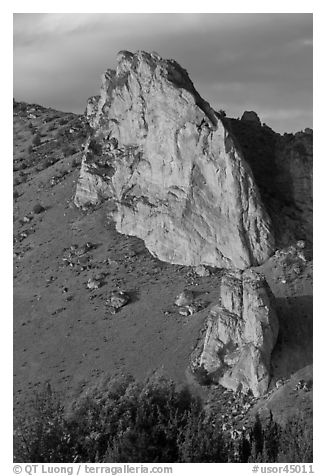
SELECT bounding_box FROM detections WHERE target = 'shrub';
[88,139,102,156]
[16,102,27,112]
[13,190,19,200]
[71,157,80,168]
[33,203,45,214]
[192,365,212,386]
[32,134,41,147]
[43,158,54,169]
[62,145,77,158]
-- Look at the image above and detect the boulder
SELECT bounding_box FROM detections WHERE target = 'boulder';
[179,307,191,317]
[275,378,284,389]
[87,278,101,290]
[74,51,274,270]
[175,290,194,307]
[109,290,129,310]
[178,302,204,317]
[191,270,279,396]
[194,265,210,277]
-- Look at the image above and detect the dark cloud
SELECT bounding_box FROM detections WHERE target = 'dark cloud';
[13,13,312,133]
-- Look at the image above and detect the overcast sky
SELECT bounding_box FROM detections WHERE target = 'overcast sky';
[13,13,312,133]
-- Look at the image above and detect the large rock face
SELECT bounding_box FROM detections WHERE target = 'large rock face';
[74,50,274,269]
[191,270,279,396]
[273,131,313,248]
[228,118,313,250]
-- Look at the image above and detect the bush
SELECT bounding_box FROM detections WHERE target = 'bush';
[33,203,45,214]
[20,173,27,183]
[88,139,102,156]
[13,190,19,200]
[15,102,27,112]
[62,145,77,158]
[71,157,80,168]
[56,129,65,139]
[43,158,54,169]
[32,134,41,147]
[192,365,212,386]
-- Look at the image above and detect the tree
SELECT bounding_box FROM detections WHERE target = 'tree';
[249,414,264,460]
[14,380,313,463]
[14,384,71,462]
[264,412,280,462]
[277,414,313,463]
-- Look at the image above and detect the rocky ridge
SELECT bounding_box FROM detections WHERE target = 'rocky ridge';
[74,50,274,270]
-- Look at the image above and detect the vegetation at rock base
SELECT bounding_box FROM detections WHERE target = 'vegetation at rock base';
[88,138,102,156]
[61,144,77,158]
[14,377,312,463]
[192,365,212,386]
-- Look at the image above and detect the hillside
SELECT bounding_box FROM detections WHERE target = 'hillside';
[13,97,312,438]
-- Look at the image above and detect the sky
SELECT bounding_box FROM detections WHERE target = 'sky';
[13,13,313,133]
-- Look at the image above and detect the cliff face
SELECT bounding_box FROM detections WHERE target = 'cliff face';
[228,119,313,251]
[274,132,313,248]
[74,50,274,270]
[191,270,279,397]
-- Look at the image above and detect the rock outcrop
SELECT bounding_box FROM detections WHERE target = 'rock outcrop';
[241,110,261,126]
[191,270,279,396]
[74,50,274,269]
[273,132,313,248]
[228,118,313,250]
